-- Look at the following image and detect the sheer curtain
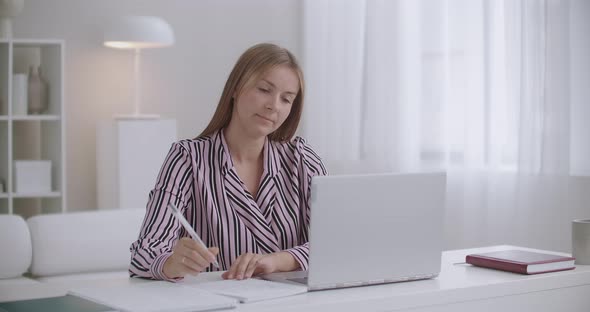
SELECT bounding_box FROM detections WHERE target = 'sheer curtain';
[301,0,579,251]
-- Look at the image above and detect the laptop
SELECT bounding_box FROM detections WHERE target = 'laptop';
[264,172,446,291]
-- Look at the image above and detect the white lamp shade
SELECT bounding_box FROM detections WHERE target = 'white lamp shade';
[104,16,175,49]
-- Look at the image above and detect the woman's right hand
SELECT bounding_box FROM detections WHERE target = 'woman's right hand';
[162,237,219,279]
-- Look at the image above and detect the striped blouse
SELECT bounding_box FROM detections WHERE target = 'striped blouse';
[129,129,327,281]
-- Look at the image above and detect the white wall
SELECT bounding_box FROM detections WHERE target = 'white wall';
[10,0,589,253]
[12,0,302,211]
[570,0,590,176]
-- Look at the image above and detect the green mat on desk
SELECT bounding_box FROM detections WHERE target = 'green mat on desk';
[0,295,114,312]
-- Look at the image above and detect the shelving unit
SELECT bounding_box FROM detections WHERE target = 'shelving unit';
[0,39,65,217]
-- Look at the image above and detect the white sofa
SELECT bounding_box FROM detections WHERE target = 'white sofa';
[0,209,145,286]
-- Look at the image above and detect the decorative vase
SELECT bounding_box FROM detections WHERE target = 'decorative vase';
[27,65,49,114]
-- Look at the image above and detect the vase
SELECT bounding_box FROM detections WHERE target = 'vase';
[27,66,49,114]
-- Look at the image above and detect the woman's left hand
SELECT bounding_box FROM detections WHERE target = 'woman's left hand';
[222,251,299,280]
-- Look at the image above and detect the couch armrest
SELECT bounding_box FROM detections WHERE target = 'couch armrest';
[0,215,32,279]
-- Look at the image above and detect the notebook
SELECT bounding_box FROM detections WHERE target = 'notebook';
[189,278,307,303]
[68,281,237,312]
[466,250,576,274]
[264,172,446,291]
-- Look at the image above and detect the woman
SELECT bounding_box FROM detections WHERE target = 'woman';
[129,43,327,281]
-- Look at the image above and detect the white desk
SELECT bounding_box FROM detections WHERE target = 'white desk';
[2,245,589,311]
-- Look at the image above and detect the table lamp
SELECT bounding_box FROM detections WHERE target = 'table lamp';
[103,16,175,119]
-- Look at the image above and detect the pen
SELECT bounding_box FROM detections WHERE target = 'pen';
[168,202,220,269]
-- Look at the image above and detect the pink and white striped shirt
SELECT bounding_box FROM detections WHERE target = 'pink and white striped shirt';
[129,129,327,281]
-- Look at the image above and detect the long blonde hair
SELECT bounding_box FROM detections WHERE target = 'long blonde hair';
[198,43,304,142]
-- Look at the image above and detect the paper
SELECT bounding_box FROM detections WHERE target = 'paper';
[190,278,308,303]
[69,281,237,312]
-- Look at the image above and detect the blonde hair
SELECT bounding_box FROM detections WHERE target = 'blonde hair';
[198,43,304,142]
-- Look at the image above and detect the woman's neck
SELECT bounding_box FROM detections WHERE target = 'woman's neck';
[223,124,265,164]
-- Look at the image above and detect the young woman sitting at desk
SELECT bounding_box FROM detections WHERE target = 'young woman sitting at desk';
[129,43,327,281]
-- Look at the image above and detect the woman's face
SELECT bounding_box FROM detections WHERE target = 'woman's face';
[230,65,299,139]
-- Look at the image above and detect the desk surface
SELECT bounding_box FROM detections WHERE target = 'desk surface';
[2,245,589,311]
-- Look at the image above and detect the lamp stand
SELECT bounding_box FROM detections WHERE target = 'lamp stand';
[115,48,160,119]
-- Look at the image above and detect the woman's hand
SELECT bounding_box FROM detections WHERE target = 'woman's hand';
[163,237,219,279]
[222,251,299,280]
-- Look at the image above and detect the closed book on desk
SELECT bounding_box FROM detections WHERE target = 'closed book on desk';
[466,250,575,274]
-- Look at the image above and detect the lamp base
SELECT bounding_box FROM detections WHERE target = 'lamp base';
[114,113,160,120]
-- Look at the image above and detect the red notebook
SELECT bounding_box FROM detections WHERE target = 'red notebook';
[466,250,575,274]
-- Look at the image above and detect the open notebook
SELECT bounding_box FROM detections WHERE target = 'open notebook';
[69,278,307,310]
[189,278,307,303]
[69,281,237,312]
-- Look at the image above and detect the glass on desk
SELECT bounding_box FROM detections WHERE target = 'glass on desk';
[572,219,590,265]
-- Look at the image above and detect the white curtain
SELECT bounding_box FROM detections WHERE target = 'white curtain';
[302,0,582,251]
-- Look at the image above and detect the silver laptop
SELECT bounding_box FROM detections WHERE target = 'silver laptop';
[264,172,446,291]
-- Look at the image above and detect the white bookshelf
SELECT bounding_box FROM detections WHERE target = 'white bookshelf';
[0,39,66,217]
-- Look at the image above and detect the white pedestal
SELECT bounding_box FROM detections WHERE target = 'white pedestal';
[97,119,177,210]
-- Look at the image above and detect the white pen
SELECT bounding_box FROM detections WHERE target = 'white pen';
[168,202,220,269]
